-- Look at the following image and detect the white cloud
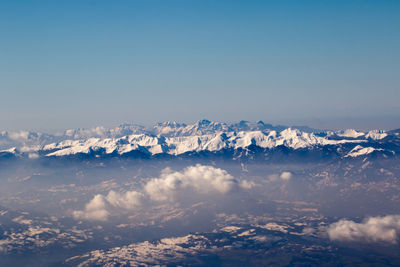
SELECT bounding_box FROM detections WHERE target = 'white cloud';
[73,191,143,221]
[73,195,109,221]
[73,165,252,221]
[105,190,143,209]
[144,164,239,201]
[73,164,256,221]
[239,180,256,190]
[8,131,30,140]
[268,172,292,182]
[328,215,400,244]
[280,172,292,181]
[28,153,39,159]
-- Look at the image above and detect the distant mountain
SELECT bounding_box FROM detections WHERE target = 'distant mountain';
[0,120,398,161]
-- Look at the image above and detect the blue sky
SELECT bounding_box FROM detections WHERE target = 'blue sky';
[0,0,399,131]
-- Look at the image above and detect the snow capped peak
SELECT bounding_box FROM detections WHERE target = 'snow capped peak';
[0,147,19,154]
[38,127,369,157]
[280,128,301,137]
[345,145,383,158]
[337,129,365,138]
[365,130,387,140]
[0,120,398,159]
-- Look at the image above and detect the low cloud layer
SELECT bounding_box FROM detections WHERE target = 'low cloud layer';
[74,165,251,221]
[328,215,400,244]
[145,164,239,201]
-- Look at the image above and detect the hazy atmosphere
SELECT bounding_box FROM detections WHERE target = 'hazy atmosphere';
[1,0,399,131]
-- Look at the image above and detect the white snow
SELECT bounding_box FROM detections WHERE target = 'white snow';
[365,130,387,140]
[1,121,395,159]
[0,147,18,154]
[345,145,383,158]
[41,129,367,157]
[337,129,365,138]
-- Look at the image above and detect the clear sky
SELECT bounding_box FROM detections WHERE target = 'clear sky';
[0,0,399,131]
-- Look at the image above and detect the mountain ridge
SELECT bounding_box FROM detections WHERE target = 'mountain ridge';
[1,120,398,160]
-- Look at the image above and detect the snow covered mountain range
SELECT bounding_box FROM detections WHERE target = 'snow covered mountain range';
[0,120,398,160]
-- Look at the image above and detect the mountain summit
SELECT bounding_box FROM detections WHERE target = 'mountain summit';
[0,120,397,161]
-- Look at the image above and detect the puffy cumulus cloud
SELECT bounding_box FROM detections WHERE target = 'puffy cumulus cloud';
[105,190,143,209]
[328,215,400,244]
[73,195,109,221]
[73,191,143,221]
[144,164,238,201]
[74,165,252,221]
[280,172,292,181]
[239,180,256,190]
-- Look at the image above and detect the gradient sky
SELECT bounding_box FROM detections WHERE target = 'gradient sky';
[1,0,399,131]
